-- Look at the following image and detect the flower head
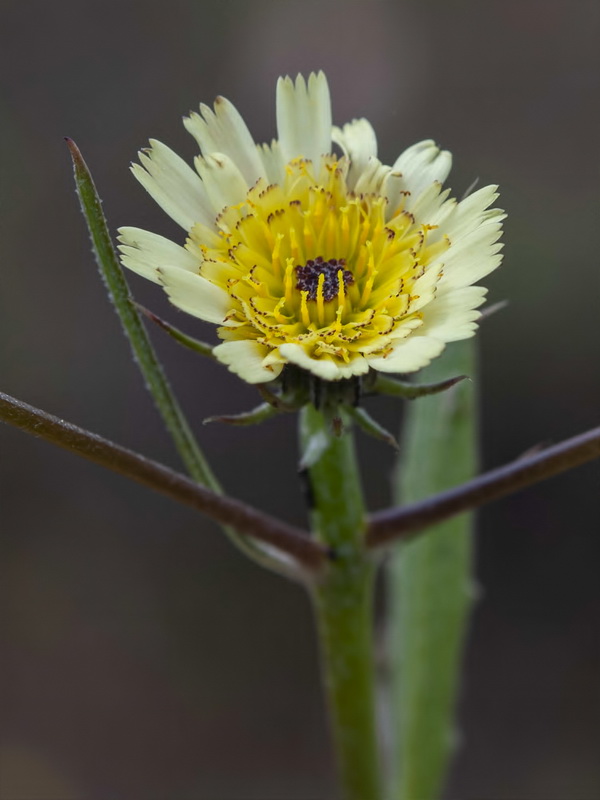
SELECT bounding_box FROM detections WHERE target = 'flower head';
[119,72,504,384]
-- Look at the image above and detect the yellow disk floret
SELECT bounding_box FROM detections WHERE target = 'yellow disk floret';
[189,156,450,376]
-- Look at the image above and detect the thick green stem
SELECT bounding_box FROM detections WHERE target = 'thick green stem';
[300,405,382,800]
[387,340,478,800]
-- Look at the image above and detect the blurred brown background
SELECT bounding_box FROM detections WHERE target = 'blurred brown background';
[0,1,598,798]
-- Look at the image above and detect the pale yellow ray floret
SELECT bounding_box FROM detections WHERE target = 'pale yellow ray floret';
[118,72,504,383]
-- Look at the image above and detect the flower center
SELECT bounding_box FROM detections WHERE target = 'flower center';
[191,156,449,372]
[295,257,355,302]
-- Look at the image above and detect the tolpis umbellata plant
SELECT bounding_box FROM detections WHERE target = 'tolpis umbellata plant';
[1,73,599,800]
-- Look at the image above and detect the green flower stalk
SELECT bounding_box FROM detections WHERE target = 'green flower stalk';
[302,404,381,800]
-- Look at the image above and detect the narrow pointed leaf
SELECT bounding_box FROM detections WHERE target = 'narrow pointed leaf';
[66,139,292,574]
[67,138,211,484]
[387,340,478,800]
[204,402,279,426]
[372,374,468,400]
[347,405,399,449]
[257,384,297,411]
[135,303,215,359]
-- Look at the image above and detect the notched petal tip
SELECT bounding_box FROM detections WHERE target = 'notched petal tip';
[277,74,294,90]
[294,72,307,89]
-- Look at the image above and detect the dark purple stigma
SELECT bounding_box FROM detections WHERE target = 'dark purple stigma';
[295,257,355,302]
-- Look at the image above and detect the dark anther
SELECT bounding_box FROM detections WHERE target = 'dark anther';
[295,256,355,301]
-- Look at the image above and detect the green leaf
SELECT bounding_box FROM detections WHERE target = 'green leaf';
[346,405,399,450]
[134,303,215,359]
[371,373,468,400]
[204,402,279,427]
[66,139,213,485]
[66,139,292,575]
[386,340,478,800]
